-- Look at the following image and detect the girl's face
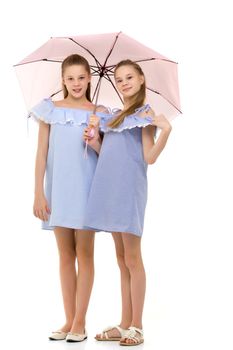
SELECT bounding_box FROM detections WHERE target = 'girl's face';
[63,64,90,99]
[114,65,144,98]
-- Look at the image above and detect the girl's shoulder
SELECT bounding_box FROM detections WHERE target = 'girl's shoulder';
[29,98,110,126]
[111,104,155,118]
[29,98,55,124]
[134,104,155,119]
[95,105,111,113]
[100,104,155,133]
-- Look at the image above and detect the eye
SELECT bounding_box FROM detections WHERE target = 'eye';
[116,79,122,83]
[79,77,85,80]
[127,76,132,80]
[67,77,73,81]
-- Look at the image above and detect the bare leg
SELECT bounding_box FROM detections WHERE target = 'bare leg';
[54,227,77,332]
[70,230,95,334]
[96,232,132,339]
[113,232,132,328]
[122,232,146,344]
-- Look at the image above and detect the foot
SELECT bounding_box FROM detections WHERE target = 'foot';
[49,331,68,341]
[66,329,87,342]
[120,326,144,346]
[95,325,128,341]
[48,323,72,340]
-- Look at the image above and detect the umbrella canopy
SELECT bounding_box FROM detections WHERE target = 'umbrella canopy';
[14,32,181,120]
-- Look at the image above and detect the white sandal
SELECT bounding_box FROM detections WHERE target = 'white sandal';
[120,326,144,346]
[49,330,68,340]
[95,325,128,341]
[66,329,87,342]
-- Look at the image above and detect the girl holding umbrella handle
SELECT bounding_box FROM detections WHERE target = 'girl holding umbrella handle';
[84,59,172,346]
[32,54,108,342]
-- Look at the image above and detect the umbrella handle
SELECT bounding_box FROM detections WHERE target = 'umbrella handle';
[84,76,102,158]
[84,139,88,159]
[84,127,95,159]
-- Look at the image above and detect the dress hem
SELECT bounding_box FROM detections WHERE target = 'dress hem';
[83,224,142,237]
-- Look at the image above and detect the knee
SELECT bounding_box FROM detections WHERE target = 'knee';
[76,247,94,266]
[124,253,141,271]
[59,249,76,266]
[116,253,127,271]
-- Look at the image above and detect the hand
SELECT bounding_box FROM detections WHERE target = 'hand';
[83,126,102,149]
[83,114,101,144]
[151,113,172,132]
[89,114,100,128]
[33,194,51,221]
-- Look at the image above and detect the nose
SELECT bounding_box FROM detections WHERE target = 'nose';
[73,79,80,85]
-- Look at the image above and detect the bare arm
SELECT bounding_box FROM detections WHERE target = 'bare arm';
[142,112,172,165]
[33,121,51,220]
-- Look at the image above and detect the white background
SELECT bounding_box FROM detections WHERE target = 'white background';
[0,0,233,349]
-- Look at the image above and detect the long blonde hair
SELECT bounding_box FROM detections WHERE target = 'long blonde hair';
[61,54,91,101]
[108,60,146,129]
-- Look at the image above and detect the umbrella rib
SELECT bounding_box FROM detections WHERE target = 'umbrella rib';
[92,74,116,105]
[102,31,122,67]
[50,89,63,98]
[13,59,64,66]
[92,73,116,104]
[146,87,182,113]
[135,58,178,64]
[104,72,123,104]
[104,57,177,71]
[68,38,103,69]
[92,72,123,105]
[90,66,100,73]
[103,66,115,75]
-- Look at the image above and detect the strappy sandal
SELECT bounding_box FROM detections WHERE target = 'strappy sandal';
[95,325,128,341]
[120,326,144,346]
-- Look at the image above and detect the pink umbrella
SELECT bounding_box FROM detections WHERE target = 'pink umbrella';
[14,32,181,120]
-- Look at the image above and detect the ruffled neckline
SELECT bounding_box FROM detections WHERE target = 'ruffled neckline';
[100,104,154,133]
[29,98,111,126]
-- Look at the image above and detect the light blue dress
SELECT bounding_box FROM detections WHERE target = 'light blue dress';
[84,105,155,237]
[30,98,109,230]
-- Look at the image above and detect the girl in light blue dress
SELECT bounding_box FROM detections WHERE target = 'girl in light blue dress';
[31,54,108,343]
[84,60,172,346]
